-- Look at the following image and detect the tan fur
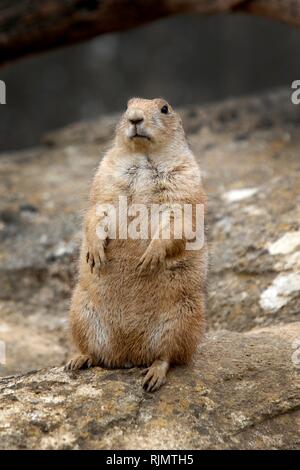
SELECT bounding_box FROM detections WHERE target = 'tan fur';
[66,98,208,392]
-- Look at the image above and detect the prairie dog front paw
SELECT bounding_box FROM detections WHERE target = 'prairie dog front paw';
[85,207,110,275]
[86,239,107,275]
[137,242,166,274]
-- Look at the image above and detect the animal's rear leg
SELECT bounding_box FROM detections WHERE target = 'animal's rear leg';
[142,359,169,392]
[65,354,95,371]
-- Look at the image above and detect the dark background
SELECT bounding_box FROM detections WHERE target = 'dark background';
[0,13,299,153]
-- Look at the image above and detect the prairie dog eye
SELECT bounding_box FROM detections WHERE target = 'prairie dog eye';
[161,105,169,114]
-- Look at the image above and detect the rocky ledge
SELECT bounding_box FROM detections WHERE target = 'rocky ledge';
[0,88,300,448]
[0,324,299,449]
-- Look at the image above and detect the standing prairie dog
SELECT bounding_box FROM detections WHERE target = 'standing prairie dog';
[65,98,208,392]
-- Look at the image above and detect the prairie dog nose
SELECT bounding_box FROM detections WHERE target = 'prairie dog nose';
[128,109,144,125]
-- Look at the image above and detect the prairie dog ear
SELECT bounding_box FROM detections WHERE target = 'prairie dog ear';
[127,97,138,107]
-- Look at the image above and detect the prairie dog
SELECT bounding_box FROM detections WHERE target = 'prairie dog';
[65,98,208,392]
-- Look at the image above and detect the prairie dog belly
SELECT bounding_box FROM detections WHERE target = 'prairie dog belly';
[84,237,202,316]
[78,238,204,364]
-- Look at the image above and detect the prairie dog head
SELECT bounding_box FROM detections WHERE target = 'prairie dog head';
[116,98,187,152]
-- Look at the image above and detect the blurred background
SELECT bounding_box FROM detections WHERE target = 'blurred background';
[0,13,300,153]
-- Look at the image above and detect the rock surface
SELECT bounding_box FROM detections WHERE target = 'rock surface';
[0,323,299,450]
[0,88,300,448]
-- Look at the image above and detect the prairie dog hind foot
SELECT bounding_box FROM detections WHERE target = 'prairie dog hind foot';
[142,359,169,392]
[64,354,95,371]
